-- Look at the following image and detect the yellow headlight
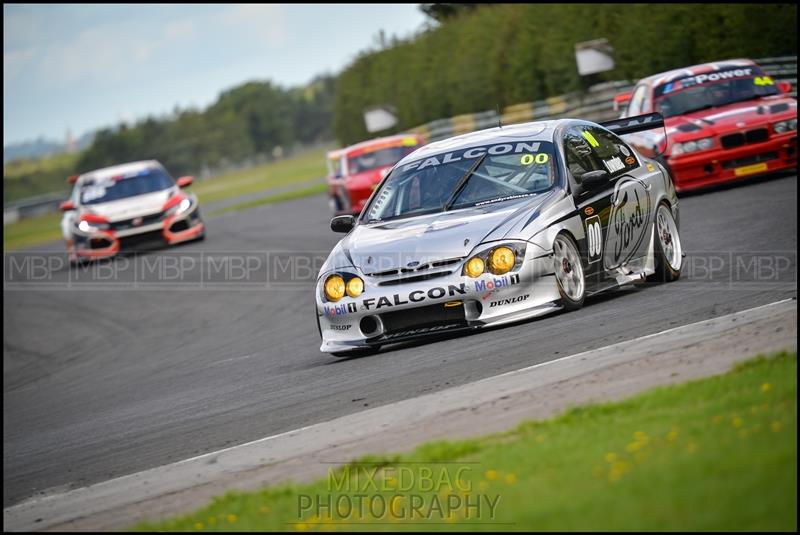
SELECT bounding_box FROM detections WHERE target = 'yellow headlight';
[346,276,364,297]
[324,274,346,301]
[488,246,515,274]
[464,256,485,278]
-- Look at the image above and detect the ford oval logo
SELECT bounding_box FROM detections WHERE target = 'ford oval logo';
[604,177,651,270]
[407,261,420,268]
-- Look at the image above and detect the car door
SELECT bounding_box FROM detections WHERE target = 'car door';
[584,125,655,272]
[562,126,616,285]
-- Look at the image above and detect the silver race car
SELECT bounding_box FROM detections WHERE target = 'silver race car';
[315,113,682,356]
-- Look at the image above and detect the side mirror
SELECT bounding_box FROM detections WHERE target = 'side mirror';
[176,176,193,188]
[59,200,75,211]
[777,81,792,94]
[613,91,632,112]
[330,215,355,233]
[581,170,610,190]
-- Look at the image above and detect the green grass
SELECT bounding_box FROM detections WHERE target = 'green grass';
[191,145,330,204]
[3,145,332,251]
[135,351,797,532]
[3,212,64,251]
[208,183,328,216]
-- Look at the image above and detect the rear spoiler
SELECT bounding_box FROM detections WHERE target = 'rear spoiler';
[599,112,664,136]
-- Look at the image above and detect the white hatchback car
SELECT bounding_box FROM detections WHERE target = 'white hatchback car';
[59,160,205,261]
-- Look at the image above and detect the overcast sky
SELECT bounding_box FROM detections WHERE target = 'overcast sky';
[3,4,429,146]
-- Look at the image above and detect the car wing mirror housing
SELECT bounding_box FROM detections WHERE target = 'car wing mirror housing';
[330,215,355,233]
[581,170,611,191]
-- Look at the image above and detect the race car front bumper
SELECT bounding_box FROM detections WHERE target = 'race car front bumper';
[68,202,204,260]
[316,244,562,353]
[669,132,797,191]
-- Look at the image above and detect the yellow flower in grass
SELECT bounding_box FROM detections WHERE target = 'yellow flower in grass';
[505,473,517,485]
[626,442,642,453]
[485,469,498,480]
[604,452,618,463]
[666,429,679,443]
[686,442,698,454]
[771,421,783,432]
[226,514,237,524]
[761,383,771,394]
[732,416,744,428]
[478,480,489,491]
[194,522,204,531]
[295,522,308,531]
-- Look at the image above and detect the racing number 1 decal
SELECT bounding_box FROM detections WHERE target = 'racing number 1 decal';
[585,215,603,263]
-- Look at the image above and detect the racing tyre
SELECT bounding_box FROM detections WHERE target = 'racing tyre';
[553,232,585,311]
[651,202,682,282]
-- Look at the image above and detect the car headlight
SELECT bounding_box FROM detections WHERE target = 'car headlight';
[346,276,364,298]
[166,197,193,216]
[77,220,109,232]
[463,256,485,278]
[773,120,796,134]
[324,274,346,302]
[488,246,516,275]
[672,137,714,155]
[463,243,525,277]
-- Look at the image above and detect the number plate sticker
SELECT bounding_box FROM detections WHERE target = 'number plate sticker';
[734,162,768,177]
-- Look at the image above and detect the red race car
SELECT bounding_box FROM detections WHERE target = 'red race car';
[327,134,425,215]
[616,59,797,192]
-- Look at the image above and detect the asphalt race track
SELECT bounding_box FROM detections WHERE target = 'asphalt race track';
[3,173,797,507]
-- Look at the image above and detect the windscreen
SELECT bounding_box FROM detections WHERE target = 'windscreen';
[347,144,420,174]
[362,140,557,222]
[654,66,780,118]
[80,167,174,205]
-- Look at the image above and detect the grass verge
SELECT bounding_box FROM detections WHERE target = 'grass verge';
[3,145,332,251]
[191,145,330,204]
[135,351,797,531]
[208,183,328,216]
[3,212,64,251]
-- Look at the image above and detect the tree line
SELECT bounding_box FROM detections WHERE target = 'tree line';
[333,3,797,144]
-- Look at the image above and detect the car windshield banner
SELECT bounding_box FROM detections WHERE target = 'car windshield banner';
[655,66,766,97]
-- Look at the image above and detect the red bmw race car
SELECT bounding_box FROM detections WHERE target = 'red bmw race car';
[616,59,797,192]
[327,134,425,215]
